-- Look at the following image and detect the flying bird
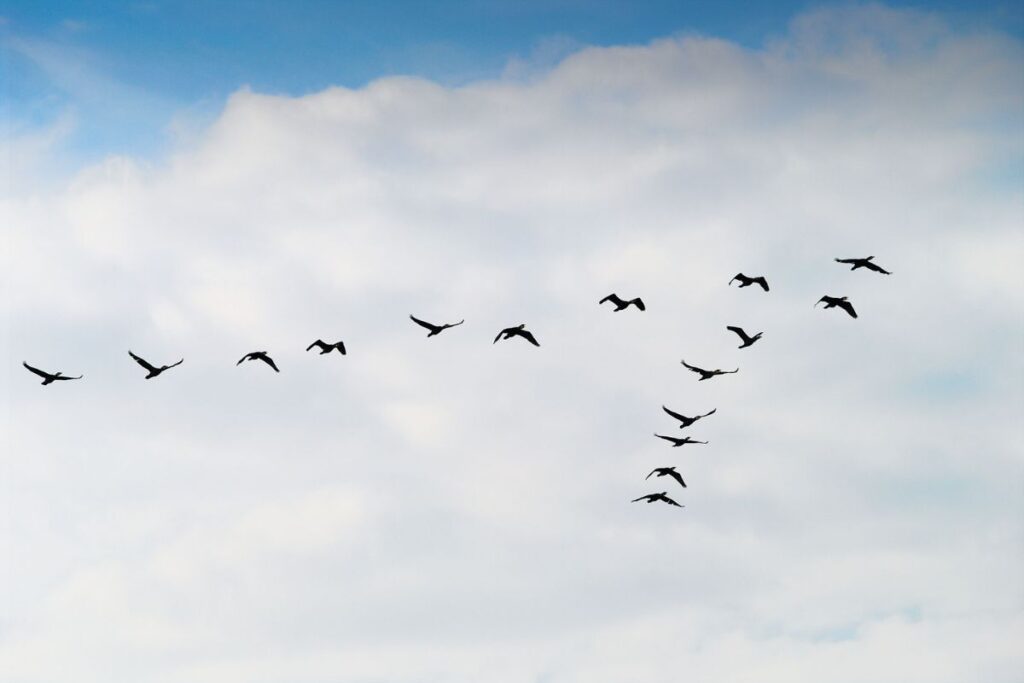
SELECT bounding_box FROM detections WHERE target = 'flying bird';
[237,351,280,372]
[726,325,763,349]
[493,324,540,347]
[816,295,858,319]
[306,339,346,355]
[23,362,82,385]
[681,360,738,381]
[599,293,645,311]
[835,256,891,275]
[632,492,684,507]
[646,466,686,489]
[654,433,708,447]
[662,406,716,429]
[128,350,183,379]
[729,273,769,291]
[409,315,464,337]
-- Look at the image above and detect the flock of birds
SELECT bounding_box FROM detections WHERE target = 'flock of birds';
[22,255,891,508]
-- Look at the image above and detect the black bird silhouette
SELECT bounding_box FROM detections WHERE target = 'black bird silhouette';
[237,351,280,372]
[599,293,645,311]
[646,466,686,489]
[23,361,82,385]
[681,360,738,381]
[409,315,464,337]
[654,433,708,447]
[835,256,891,275]
[662,405,716,429]
[729,273,769,291]
[493,324,540,347]
[816,295,858,319]
[726,325,763,349]
[632,492,684,507]
[128,350,183,379]
[306,339,346,355]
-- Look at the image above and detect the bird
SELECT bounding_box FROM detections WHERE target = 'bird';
[726,325,763,349]
[409,315,464,337]
[599,293,645,311]
[681,360,738,381]
[632,492,684,507]
[23,362,82,385]
[306,339,346,355]
[816,295,858,319]
[654,433,708,447]
[237,351,280,372]
[646,466,686,489]
[662,406,716,429]
[128,350,183,379]
[835,256,891,275]
[729,273,769,291]
[493,324,540,347]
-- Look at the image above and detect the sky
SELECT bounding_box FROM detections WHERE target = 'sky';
[2,2,1024,682]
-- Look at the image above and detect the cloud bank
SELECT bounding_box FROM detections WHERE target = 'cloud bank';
[2,5,1022,682]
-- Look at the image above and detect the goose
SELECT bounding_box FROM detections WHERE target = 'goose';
[681,360,738,381]
[237,351,280,372]
[816,295,858,319]
[662,406,716,429]
[306,339,346,355]
[631,492,684,507]
[409,315,464,337]
[23,361,82,385]
[654,433,708,447]
[128,351,183,379]
[599,293,645,311]
[646,466,686,489]
[835,256,891,275]
[729,273,769,291]
[493,324,540,347]
[726,326,763,349]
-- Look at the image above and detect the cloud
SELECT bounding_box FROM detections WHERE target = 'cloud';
[2,5,1023,682]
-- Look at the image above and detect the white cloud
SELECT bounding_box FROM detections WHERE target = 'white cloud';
[2,5,1023,682]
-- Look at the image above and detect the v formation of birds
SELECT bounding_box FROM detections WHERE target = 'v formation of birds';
[24,256,890,509]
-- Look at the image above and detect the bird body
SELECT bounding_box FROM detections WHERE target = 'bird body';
[23,362,82,385]
[129,350,183,379]
[681,360,738,381]
[493,324,540,346]
[410,315,464,337]
[599,293,645,311]
[726,325,763,349]
[646,466,686,489]
[835,256,891,275]
[816,295,858,319]
[306,339,346,355]
[237,351,280,372]
[662,405,716,429]
[631,492,684,507]
[654,433,708,447]
[729,273,769,291]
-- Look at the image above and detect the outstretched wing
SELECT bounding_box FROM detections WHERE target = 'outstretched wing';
[699,408,717,419]
[631,298,646,311]
[409,315,439,333]
[725,326,748,341]
[645,469,659,480]
[661,495,683,507]
[631,495,651,503]
[128,350,158,373]
[662,405,689,423]
[599,293,623,306]
[306,340,325,352]
[447,320,465,329]
[22,362,51,379]
[493,329,505,343]
[336,341,346,355]
[753,276,769,291]
[654,433,678,445]
[519,330,540,347]
[667,470,687,488]
[259,355,280,372]
[864,261,891,274]
[729,274,743,285]
[835,257,856,265]
[236,354,250,365]
[680,360,704,374]
[839,300,858,318]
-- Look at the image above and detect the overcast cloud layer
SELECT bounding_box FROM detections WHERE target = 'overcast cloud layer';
[2,5,1023,682]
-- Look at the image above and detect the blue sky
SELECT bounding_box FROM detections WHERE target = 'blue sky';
[3,0,1023,163]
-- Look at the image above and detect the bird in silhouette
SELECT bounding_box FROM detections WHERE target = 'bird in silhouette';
[726,325,763,349]
[128,350,183,379]
[816,295,858,319]
[409,315,464,337]
[599,293,645,311]
[681,360,738,381]
[494,324,540,347]
[237,351,280,372]
[835,256,891,275]
[632,492,684,507]
[306,339,346,355]
[729,273,769,291]
[662,406,716,429]
[23,362,82,385]
[654,433,708,447]
[646,466,686,489]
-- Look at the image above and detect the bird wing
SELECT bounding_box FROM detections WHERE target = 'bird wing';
[259,355,280,372]
[632,298,646,311]
[599,294,619,305]
[645,469,659,480]
[23,362,51,379]
[654,434,678,444]
[56,374,84,380]
[725,326,748,341]
[754,277,769,291]
[865,261,890,274]
[680,360,704,374]
[236,354,250,365]
[493,330,505,343]
[520,330,540,346]
[835,258,855,265]
[722,368,739,375]
[337,341,346,355]
[409,315,438,332]
[128,351,158,373]
[448,320,465,328]
[700,408,717,419]
[631,495,651,503]
[662,405,689,423]
[668,470,687,488]
[839,300,858,318]
[168,359,184,369]
[663,496,683,507]
[306,340,324,352]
